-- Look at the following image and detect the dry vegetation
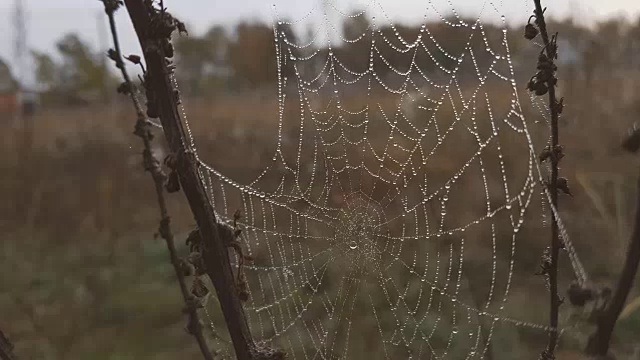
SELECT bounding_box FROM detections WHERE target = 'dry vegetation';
[2,6,640,360]
[1,82,639,358]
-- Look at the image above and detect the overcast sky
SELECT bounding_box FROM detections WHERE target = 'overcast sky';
[1,0,639,82]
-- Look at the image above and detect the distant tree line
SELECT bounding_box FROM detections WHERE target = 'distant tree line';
[25,13,640,106]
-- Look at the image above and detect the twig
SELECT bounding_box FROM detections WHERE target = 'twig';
[121,1,285,359]
[527,1,564,358]
[99,1,214,359]
[0,328,17,360]
[585,130,640,356]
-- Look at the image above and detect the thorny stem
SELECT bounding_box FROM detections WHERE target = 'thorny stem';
[533,0,562,357]
[100,2,214,360]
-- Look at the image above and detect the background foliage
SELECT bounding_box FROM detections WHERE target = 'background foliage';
[1,10,640,359]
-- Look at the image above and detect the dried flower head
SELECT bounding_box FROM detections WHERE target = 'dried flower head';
[567,281,595,307]
[191,277,210,298]
[101,0,123,14]
[125,54,142,65]
[622,123,640,153]
[524,23,539,40]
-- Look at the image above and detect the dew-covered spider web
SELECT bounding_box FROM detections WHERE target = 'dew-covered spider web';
[171,0,591,358]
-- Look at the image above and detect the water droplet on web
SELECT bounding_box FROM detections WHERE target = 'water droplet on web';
[452,327,458,334]
[349,241,358,250]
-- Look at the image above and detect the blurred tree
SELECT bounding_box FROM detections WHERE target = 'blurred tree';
[31,33,114,106]
[32,51,57,88]
[57,34,110,97]
[228,21,297,88]
[228,22,274,88]
[174,25,230,96]
[0,58,19,116]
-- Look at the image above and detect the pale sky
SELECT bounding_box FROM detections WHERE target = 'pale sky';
[0,0,639,83]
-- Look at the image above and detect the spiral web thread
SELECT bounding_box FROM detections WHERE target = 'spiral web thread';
[172,0,590,358]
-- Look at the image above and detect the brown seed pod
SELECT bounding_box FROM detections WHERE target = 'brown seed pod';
[539,146,552,163]
[117,81,133,95]
[534,82,549,96]
[567,281,595,307]
[125,54,141,65]
[622,124,640,153]
[526,76,537,92]
[191,277,210,298]
[166,170,180,193]
[553,145,565,161]
[524,23,539,40]
[179,258,195,277]
[556,177,573,197]
[554,97,564,114]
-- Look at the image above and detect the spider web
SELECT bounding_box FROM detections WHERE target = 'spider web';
[173,0,590,358]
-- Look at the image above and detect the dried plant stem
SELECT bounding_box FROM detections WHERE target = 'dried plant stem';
[532,0,562,357]
[121,1,285,359]
[586,143,640,356]
[0,329,17,360]
[100,3,214,360]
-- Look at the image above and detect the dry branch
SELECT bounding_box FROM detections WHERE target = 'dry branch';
[0,329,17,360]
[121,1,284,358]
[585,130,640,356]
[527,1,565,358]
[99,1,214,359]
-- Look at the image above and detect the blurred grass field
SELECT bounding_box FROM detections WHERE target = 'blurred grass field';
[1,80,639,358]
